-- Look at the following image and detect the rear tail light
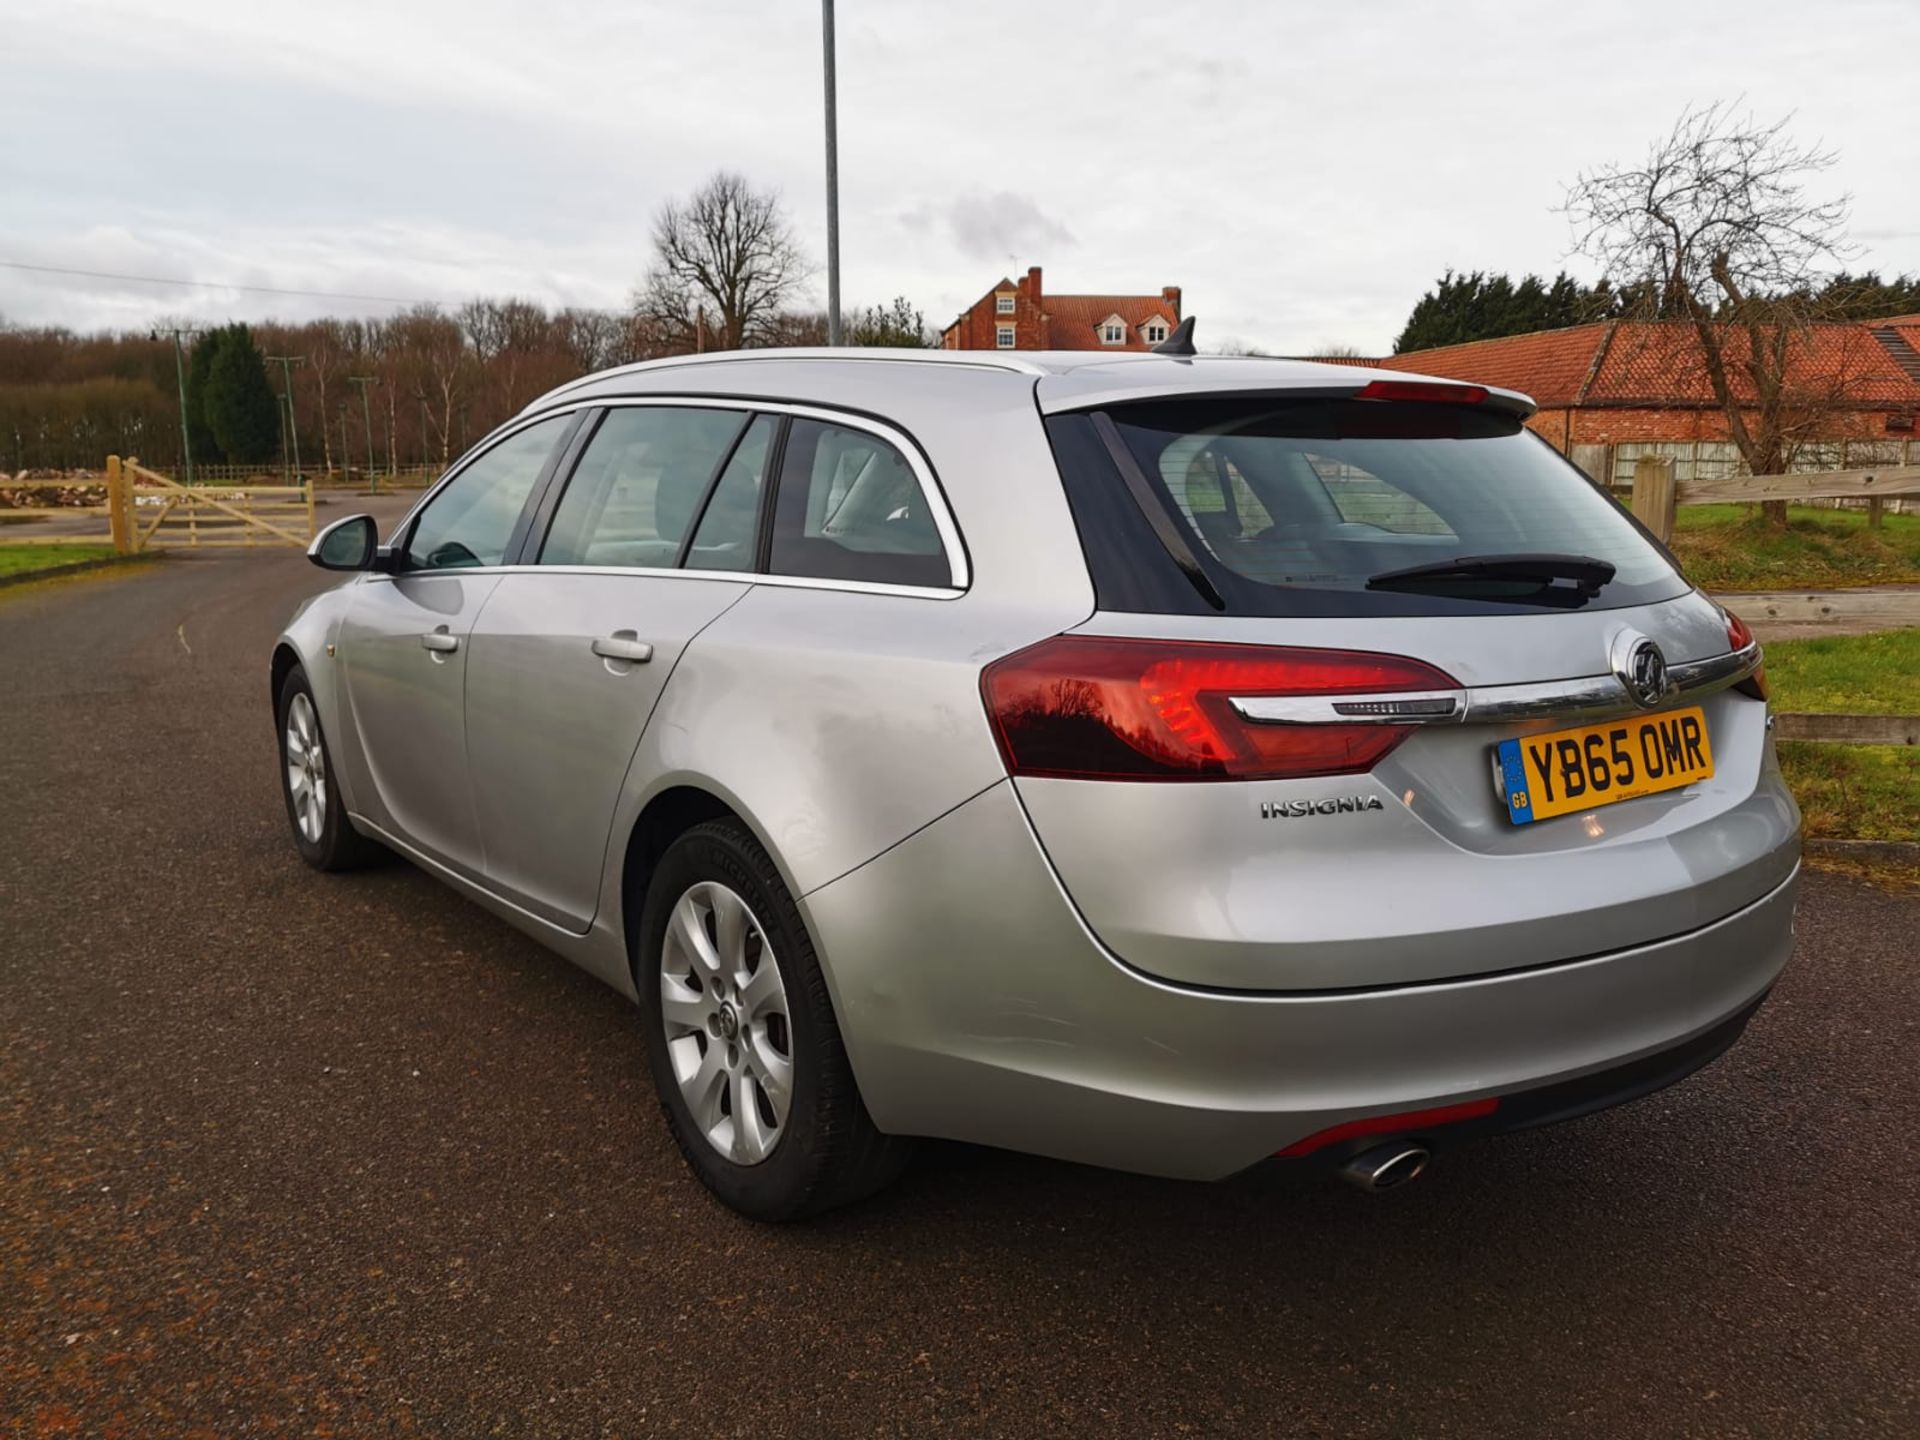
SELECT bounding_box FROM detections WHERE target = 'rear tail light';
[1725,608,1769,701]
[1353,378,1489,405]
[980,636,1459,782]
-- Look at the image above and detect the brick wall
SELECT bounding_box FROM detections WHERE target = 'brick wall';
[944,267,1047,350]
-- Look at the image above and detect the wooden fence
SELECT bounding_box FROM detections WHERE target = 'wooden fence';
[1629,456,1920,541]
[0,456,316,554]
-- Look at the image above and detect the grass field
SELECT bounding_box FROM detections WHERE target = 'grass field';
[1763,628,1919,848]
[1668,503,1920,590]
[0,544,116,579]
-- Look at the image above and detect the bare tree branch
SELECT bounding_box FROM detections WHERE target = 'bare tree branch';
[1562,104,1862,521]
[636,172,812,350]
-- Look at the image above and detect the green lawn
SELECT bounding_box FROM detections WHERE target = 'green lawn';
[1776,742,1919,845]
[0,544,116,579]
[1760,628,1919,849]
[1762,628,1920,714]
[1668,503,1920,590]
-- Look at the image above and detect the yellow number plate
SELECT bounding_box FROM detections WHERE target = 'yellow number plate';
[1495,706,1713,826]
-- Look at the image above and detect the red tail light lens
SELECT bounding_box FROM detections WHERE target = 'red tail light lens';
[1353,378,1489,405]
[1725,608,1769,700]
[980,636,1459,782]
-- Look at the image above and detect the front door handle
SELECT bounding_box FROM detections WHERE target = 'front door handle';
[591,633,654,664]
[421,630,460,654]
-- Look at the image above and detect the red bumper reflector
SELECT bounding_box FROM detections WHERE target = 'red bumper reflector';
[1275,1097,1501,1158]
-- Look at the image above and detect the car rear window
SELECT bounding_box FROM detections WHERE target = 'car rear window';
[1045,398,1689,617]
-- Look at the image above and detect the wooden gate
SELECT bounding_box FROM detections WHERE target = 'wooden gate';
[1,457,316,555]
[118,458,316,551]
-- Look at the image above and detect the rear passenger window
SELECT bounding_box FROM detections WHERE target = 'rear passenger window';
[540,407,747,569]
[685,415,775,571]
[1305,454,1455,536]
[769,419,950,588]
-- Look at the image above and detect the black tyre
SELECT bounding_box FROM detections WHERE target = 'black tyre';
[636,819,911,1220]
[276,665,386,872]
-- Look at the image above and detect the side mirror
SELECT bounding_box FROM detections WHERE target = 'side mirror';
[308,513,378,571]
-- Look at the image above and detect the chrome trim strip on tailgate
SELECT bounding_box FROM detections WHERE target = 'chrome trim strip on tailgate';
[1231,642,1762,728]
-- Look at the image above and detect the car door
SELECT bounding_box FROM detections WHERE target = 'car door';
[461,404,776,930]
[335,412,577,878]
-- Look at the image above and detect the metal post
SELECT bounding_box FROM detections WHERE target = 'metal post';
[822,0,842,347]
[265,355,305,481]
[348,376,377,494]
[156,327,199,484]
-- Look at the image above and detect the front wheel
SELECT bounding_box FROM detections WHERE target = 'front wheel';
[636,819,910,1220]
[276,665,385,872]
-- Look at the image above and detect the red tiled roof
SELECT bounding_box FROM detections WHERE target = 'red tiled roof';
[1382,321,1920,409]
[1044,294,1178,350]
[1374,324,1614,407]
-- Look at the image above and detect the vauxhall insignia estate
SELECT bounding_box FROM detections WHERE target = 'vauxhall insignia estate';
[274,344,1799,1219]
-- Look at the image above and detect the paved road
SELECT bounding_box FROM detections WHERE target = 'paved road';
[2,542,1917,1439]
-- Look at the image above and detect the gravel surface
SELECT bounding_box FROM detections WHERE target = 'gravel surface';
[2,545,1916,1438]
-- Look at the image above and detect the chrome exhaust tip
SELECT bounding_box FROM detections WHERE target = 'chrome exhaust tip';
[1338,1142,1431,1192]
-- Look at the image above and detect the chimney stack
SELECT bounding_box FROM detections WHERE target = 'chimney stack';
[1162,285,1182,318]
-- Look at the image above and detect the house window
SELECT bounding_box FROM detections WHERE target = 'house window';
[995,294,1015,314]
[996,326,1015,348]
[1102,323,1125,344]
[1145,322,1168,343]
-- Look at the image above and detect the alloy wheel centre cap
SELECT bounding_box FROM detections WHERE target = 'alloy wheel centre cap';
[717,1004,740,1041]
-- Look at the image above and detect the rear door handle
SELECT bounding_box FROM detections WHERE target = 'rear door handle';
[421,630,460,654]
[591,634,654,664]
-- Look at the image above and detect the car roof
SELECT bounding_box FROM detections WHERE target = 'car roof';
[527,347,1537,418]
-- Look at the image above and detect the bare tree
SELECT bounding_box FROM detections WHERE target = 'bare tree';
[1564,103,1858,525]
[638,172,810,351]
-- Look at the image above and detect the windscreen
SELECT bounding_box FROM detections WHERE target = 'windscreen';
[1047,398,1689,618]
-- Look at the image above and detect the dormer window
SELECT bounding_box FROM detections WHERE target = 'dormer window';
[1144,321,1168,343]
[1099,314,1128,345]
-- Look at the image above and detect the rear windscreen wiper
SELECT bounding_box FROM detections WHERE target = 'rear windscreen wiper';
[1366,553,1617,597]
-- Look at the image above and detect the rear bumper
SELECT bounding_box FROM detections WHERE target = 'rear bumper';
[1260,987,1771,1177]
[802,780,1799,1182]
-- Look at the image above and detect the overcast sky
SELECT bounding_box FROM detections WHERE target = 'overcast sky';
[5,0,1919,353]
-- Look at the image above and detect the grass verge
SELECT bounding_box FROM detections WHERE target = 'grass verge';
[1761,627,1920,715]
[1759,627,1919,887]
[1775,742,1918,844]
[1668,503,1920,590]
[0,544,118,580]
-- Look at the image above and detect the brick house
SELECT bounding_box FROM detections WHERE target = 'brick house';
[941,266,1182,351]
[1368,317,1920,485]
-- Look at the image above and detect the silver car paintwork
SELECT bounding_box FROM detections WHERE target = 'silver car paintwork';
[802,777,1797,1180]
[275,348,1800,1179]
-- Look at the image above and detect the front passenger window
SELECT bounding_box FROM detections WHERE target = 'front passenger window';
[406,415,570,569]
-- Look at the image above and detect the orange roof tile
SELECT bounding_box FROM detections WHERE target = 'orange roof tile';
[1384,321,1920,409]
[1044,294,1179,350]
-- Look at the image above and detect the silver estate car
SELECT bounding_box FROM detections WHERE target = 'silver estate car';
[274,346,1799,1219]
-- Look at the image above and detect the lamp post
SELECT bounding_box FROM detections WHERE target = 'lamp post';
[264,354,306,481]
[822,0,842,347]
[347,376,378,493]
[152,325,200,482]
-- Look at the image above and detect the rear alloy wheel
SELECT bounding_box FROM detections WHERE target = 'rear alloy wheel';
[658,881,794,1165]
[637,819,910,1220]
[276,666,386,872]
